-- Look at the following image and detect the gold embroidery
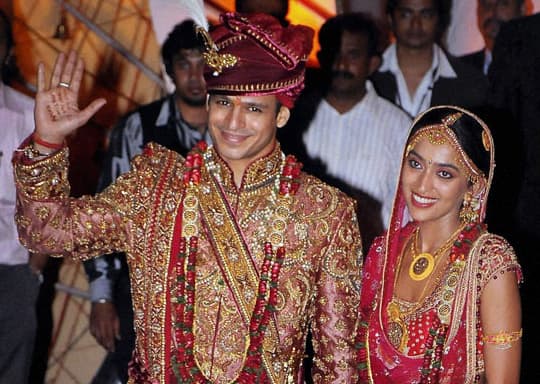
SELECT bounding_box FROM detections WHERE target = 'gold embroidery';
[13,142,362,383]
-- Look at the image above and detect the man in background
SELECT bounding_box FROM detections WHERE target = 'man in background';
[371,0,487,118]
[83,19,208,383]
[488,12,540,383]
[284,12,410,248]
[461,0,528,74]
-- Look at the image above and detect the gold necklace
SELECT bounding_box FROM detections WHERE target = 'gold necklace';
[408,226,463,281]
[388,234,422,351]
[388,227,459,351]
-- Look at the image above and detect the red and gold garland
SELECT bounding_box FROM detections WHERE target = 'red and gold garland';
[170,142,302,383]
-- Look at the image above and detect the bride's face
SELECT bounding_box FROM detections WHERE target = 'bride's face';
[401,137,471,226]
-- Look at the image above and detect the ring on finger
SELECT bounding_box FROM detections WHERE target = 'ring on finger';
[58,81,70,88]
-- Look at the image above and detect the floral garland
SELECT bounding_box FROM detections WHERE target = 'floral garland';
[127,350,156,384]
[170,142,302,383]
[355,223,486,383]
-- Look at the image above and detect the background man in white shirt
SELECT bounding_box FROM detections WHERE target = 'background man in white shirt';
[283,12,411,249]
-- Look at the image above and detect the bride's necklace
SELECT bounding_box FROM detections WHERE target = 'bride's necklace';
[408,225,464,281]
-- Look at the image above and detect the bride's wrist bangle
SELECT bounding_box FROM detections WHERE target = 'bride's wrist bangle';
[32,132,65,150]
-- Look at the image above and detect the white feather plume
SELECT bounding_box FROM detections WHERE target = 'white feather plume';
[148,0,209,92]
[149,0,208,44]
[174,0,208,30]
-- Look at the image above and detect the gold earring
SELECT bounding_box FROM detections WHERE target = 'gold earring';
[460,192,479,223]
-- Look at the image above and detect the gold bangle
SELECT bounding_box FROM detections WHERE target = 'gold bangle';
[21,144,54,159]
[482,329,522,350]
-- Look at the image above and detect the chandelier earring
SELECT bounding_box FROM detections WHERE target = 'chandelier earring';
[460,192,480,223]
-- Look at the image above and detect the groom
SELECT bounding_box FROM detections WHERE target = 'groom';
[13,12,362,383]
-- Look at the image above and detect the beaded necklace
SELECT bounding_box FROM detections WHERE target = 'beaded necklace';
[418,223,485,383]
[170,142,302,383]
[387,230,453,352]
[355,223,486,383]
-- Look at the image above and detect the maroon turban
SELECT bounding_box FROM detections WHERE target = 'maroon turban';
[201,12,314,108]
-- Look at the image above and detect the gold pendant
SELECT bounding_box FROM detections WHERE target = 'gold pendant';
[387,301,408,351]
[387,321,405,350]
[409,252,435,281]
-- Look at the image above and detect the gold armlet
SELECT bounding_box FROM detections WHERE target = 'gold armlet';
[482,329,522,350]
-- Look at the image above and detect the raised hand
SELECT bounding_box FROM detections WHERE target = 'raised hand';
[34,50,106,148]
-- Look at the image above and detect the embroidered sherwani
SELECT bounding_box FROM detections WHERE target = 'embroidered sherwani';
[13,141,362,384]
